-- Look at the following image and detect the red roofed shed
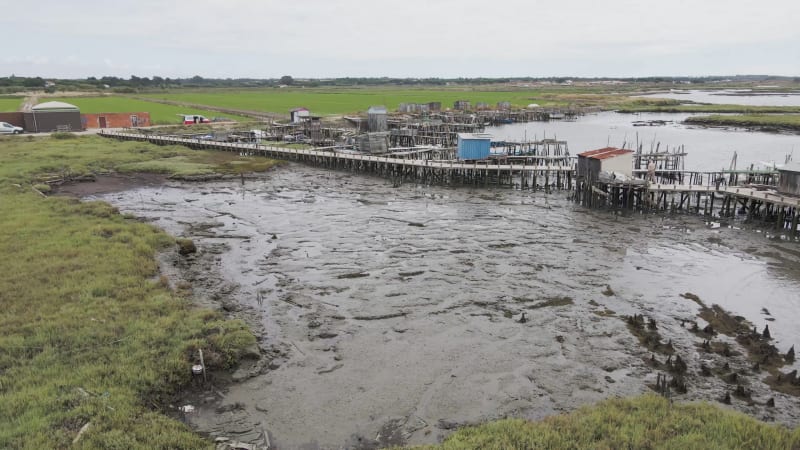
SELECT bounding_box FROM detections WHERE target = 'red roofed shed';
[577,147,634,181]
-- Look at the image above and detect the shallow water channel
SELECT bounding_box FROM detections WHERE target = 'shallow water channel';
[99,165,800,448]
[488,111,800,171]
[637,89,800,107]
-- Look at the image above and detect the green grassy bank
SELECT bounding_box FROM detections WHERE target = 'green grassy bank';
[411,395,800,450]
[0,135,279,448]
[684,114,800,133]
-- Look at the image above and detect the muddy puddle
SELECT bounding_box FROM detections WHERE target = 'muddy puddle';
[95,164,800,449]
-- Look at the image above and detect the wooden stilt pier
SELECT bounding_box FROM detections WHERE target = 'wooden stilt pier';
[575,180,800,237]
[99,130,798,237]
[100,130,575,190]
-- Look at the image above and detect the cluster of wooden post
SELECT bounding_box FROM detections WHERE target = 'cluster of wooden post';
[574,177,799,237]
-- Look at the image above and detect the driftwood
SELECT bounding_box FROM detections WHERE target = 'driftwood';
[353,312,407,321]
[72,422,91,444]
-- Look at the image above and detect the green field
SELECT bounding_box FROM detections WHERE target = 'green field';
[0,135,279,449]
[46,96,252,125]
[410,394,800,449]
[138,87,800,117]
[0,97,23,112]
[140,87,618,116]
[32,85,796,123]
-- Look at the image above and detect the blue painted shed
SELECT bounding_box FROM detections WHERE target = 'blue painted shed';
[457,133,492,160]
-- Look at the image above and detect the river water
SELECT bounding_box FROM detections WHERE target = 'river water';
[98,163,800,448]
[487,111,800,171]
[637,89,800,107]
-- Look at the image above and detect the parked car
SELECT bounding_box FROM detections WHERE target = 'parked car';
[177,114,211,125]
[0,122,23,134]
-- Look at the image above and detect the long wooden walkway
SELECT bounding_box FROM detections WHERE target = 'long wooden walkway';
[100,130,575,189]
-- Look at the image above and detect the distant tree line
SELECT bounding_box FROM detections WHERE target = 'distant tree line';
[0,74,797,94]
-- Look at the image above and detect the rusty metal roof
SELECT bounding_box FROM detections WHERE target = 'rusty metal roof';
[578,147,634,160]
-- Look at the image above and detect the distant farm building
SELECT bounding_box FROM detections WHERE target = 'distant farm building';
[290,107,310,123]
[778,162,800,196]
[577,147,634,181]
[397,102,441,114]
[457,133,492,160]
[82,112,151,129]
[497,101,511,110]
[367,106,388,132]
[30,101,82,132]
[398,103,429,114]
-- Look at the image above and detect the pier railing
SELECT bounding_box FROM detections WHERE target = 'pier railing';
[632,169,779,187]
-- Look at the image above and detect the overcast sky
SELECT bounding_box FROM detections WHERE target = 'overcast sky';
[1,0,798,79]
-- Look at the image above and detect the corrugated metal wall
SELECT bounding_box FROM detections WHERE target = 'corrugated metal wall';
[30,111,82,132]
[457,137,491,160]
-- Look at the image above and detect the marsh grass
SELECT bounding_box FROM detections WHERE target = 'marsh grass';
[685,114,800,132]
[410,395,800,450]
[0,135,281,183]
[0,136,274,448]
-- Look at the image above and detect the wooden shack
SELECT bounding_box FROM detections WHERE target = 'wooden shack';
[290,107,310,123]
[357,132,389,154]
[367,106,387,132]
[457,133,492,160]
[778,162,800,196]
[454,100,471,111]
[577,147,634,181]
